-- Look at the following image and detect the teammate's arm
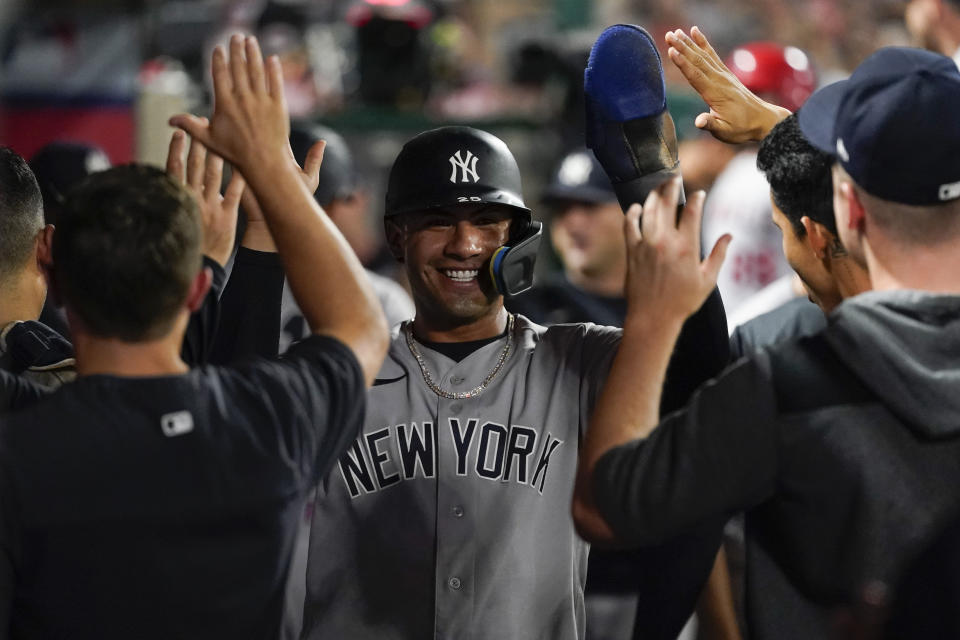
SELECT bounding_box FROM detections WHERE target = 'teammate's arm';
[665,27,791,144]
[170,35,388,385]
[572,177,730,543]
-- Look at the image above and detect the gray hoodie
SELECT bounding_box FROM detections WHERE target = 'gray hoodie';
[825,290,960,437]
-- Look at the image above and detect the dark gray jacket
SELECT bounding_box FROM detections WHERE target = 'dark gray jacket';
[594,290,960,639]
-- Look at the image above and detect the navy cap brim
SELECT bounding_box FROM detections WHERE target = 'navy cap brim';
[796,80,848,156]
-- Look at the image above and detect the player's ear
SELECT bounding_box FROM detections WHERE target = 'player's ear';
[801,216,830,260]
[38,225,59,302]
[841,182,867,232]
[36,224,54,268]
[185,267,213,313]
[384,218,405,263]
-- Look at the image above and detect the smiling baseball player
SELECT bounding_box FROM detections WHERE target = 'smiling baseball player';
[298,115,728,638]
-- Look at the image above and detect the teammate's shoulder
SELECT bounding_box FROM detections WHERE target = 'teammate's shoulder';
[515,315,620,348]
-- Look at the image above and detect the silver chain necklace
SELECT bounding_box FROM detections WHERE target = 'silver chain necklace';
[403,314,515,400]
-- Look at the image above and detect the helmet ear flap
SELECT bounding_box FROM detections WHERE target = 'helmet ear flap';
[490,221,542,297]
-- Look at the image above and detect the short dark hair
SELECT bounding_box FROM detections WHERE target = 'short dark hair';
[757,113,836,237]
[0,147,44,284]
[54,165,202,341]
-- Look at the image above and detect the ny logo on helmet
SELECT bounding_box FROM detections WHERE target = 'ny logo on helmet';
[449,150,480,184]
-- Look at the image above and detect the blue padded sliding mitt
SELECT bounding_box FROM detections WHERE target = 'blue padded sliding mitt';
[585,24,684,212]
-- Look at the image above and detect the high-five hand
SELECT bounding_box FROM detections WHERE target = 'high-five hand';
[169,35,290,173]
[165,128,245,266]
[665,27,790,143]
[623,177,730,327]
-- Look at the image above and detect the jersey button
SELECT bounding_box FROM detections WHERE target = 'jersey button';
[451,376,465,385]
[451,505,464,518]
[448,577,461,590]
[450,402,463,414]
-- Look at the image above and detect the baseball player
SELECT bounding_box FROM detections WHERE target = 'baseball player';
[299,125,728,639]
[0,35,388,636]
[699,41,817,323]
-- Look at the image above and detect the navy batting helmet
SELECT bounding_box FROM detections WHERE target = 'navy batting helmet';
[385,126,530,225]
[385,126,541,297]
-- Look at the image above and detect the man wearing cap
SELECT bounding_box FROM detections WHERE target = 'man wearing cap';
[508,148,630,327]
[572,46,960,640]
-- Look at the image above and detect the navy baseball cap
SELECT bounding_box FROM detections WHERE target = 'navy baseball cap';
[541,148,617,206]
[797,47,960,205]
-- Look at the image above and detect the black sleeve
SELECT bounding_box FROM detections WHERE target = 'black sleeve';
[594,353,780,546]
[209,248,285,364]
[181,256,227,367]
[660,287,730,414]
[0,370,50,414]
[0,457,16,635]
[227,334,366,486]
[616,290,730,639]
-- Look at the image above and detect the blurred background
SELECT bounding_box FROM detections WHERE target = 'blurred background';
[0,0,912,274]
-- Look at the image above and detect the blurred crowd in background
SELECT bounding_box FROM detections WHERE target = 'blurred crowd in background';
[0,0,917,307]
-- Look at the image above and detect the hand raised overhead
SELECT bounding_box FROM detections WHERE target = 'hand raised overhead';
[165,128,245,266]
[169,35,290,172]
[665,27,790,144]
[623,178,730,325]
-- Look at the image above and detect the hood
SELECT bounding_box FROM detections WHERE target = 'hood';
[824,290,960,438]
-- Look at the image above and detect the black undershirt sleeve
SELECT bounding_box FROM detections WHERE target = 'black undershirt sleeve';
[209,249,285,364]
[0,369,49,414]
[625,287,732,640]
[181,256,227,367]
[661,287,730,413]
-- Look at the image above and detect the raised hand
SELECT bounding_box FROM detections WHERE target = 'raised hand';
[166,128,245,267]
[665,27,790,144]
[239,139,325,252]
[623,177,730,325]
[169,35,290,173]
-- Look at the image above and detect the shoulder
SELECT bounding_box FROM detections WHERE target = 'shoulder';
[221,333,364,400]
[515,315,621,360]
[761,332,874,414]
[731,297,827,357]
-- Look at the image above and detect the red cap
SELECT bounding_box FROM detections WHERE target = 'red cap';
[725,42,817,112]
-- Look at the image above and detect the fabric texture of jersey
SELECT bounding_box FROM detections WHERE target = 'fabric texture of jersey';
[0,335,365,639]
[592,289,960,639]
[301,315,620,640]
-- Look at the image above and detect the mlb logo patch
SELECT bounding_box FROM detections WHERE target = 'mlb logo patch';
[160,410,194,437]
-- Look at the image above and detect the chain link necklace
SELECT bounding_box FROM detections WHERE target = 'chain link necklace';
[403,314,515,400]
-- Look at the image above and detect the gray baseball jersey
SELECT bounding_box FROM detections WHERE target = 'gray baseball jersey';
[300,314,620,640]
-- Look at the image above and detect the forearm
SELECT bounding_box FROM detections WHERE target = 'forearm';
[573,312,685,541]
[208,248,285,364]
[239,161,387,383]
[661,288,729,414]
[695,548,743,640]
